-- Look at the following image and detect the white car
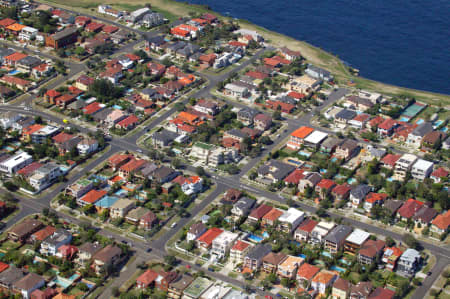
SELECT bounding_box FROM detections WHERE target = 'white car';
[170,222,177,228]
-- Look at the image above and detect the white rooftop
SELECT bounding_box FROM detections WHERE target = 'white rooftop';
[345,228,370,245]
[304,131,328,144]
[401,248,420,261]
[213,231,238,246]
[278,208,304,224]
[412,159,433,170]
[0,151,32,168]
[36,125,59,135]
[397,153,418,164]
[317,221,335,230]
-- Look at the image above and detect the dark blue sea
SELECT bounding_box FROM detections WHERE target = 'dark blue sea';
[181,0,450,95]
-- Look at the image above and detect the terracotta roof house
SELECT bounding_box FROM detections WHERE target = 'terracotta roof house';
[294,218,318,242]
[381,154,401,169]
[422,131,446,150]
[108,154,132,170]
[248,204,273,223]
[368,287,395,299]
[296,263,320,285]
[311,270,337,295]
[431,210,450,235]
[332,184,352,201]
[261,252,286,273]
[315,178,336,198]
[397,198,423,220]
[332,278,352,299]
[77,189,107,207]
[358,239,385,265]
[136,269,158,289]
[430,167,449,183]
[382,246,403,271]
[196,227,223,249]
[284,169,305,185]
[261,208,284,227]
[31,226,56,242]
[364,192,388,212]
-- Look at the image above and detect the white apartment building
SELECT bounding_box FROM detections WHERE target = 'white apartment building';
[411,159,433,181]
[0,151,33,174]
[211,231,239,259]
[394,153,417,181]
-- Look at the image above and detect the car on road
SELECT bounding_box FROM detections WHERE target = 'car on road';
[265,296,273,299]
[170,222,177,228]
[186,265,191,269]
[427,271,432,276]
[24,107,30,111]
[136,149,143,153]
[146,248,152,253]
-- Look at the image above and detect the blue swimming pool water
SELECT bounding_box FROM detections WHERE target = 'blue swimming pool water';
[247,234,263,243]
[262,231,269,238]
[321,251,333,258]
[298,151,311,158]
[399,117,410,122]
[330,265,346,273]
[339,259,351,265]
[441,127,448,133]
[8,70,20,75]
[320,169,327,174]
[287,159,302,166]
[112,105,123,110]
[60,166,69,173]
[347,178,357,184]
[387,177,394,182]
[298,254,306,259]
[114,189,128,197]
[331,157,338,162]
[415,119,424,125]
[433,120,444,128]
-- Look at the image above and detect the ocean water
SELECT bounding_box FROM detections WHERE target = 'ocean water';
[182,0,450,95]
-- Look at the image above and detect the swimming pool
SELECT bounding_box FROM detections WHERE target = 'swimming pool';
[287,158,303,166]
[2,146,14,152]
[262,231,269,238]
[330,265,346,273]
[53,274,80,289]
[298,254,306,259]
[339,258,351,265]
[114,189,128,197]
[320,169,327,174]
[321,251,332,258]
[298,151,311,158]
[415,118,424,125]
[59,166,69,173]
[387,177,394,182]
[433,120,444,128]
[441,127,448,132]
[331,157,338,162]
[347,178,357,184]
[112,105,123,110]
[8,70,20,75]
[247,234,263,243]
[399,117,410,122]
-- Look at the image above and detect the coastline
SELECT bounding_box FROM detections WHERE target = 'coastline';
[41,0,450,105]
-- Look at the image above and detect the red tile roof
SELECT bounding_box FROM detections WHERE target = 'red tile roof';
[137,269,158,287]
[0,75,31,87]
[196,227,223,247]
[432,210,450,231]
[397,198,423,219]
[296,218,318,233]
[22,124,44,135]
[365,192,388,204]
[171,27,190,37]
[368,116,384,127]
[249,204,273,220]
[431,167,449,179]
[368,287,395,299]
[117,114,139,128]
[381,154,401,167]
[297,263,320,281]
[287,91,306,100]
[291,126,314,139]
[86,22,104,32]
[32,226,56,241]
[45,89,61,98]
[119,158,146,173]
[284,169,305,184]
[232,240,251,252]
[108,154,131,166]
[52,132,74,144]
[359,239,385,258]
[245,70,268,80]
[5,52,27,62]
[102,25,119,34]
[316,179,335,190]
[17,162,42,176]
[83,102,103,115]
[262,208,284,222]
[332,183,351,196]
[80,190,107,204]
[378,118,397,130]
[0,18,16,28]
[0,262,8,274]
